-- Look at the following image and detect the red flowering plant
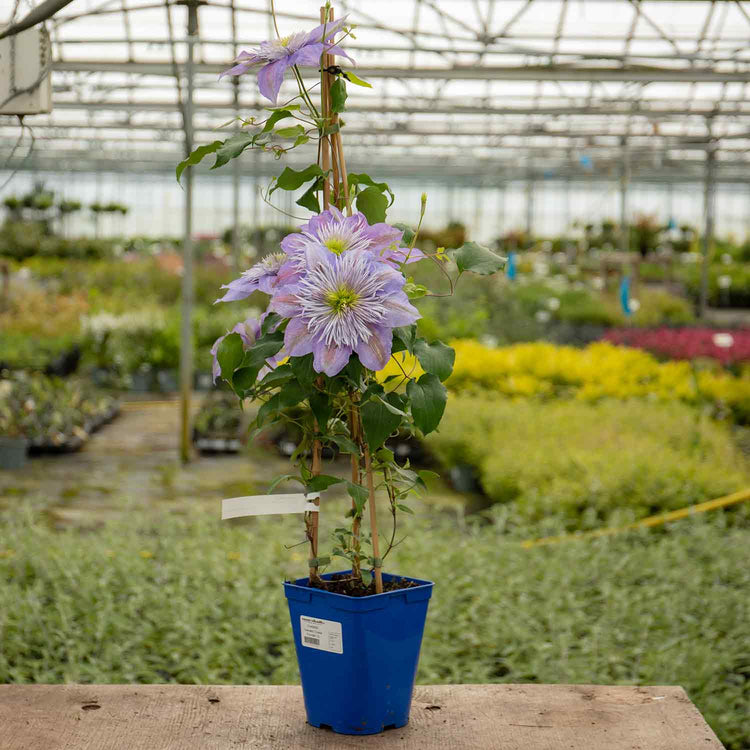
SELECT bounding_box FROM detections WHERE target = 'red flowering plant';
[178,2,504,594]
[604,327,749,367]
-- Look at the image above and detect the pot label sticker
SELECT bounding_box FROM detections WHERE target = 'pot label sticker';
[300,615,343,654]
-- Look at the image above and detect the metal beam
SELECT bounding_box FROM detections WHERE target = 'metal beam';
[51,60,750,83]
[44,99,750,119]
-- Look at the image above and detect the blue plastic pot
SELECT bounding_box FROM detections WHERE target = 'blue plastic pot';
[284,570,433,735]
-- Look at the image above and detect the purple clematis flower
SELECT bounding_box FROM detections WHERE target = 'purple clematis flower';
[280,206,424,270]
[215,252,297,303]
[270,250,420,376]
[220,18,353,103]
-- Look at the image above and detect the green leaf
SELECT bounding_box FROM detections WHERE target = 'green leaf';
[361,570,373,587]
[449,241,506,276]
[309,391,332,429]
[361,394,402,450]
[330,435,359,455]
[330,78,348,113]
[406,373,447,435]
[413,339,455,382]
[257,394,281,425]
[176,140,222,183]
[296,181,321,213]
[278,381,306,409]
[343,71,372,88]
[261,109,297,133]
[356,186,388,224]
[267,473,301,493]
[341,356,363,386]
[374,393,408,417]
[396,503,414,514]
[392,325,417,354]
[232,366,260,393]
[375,447,395,463]
[258,364,292,387]
[241,332,284,371]
[217,333,244,381]
[290,353,315,387]
[345,481,369,513]
[293,134,311,148]
[212,132,257,170]
[272,164,326,193]
[393,222,415,246]
[261,313,281,335]
[275,124,305,138]
[404,282,429,299]
[307,474,344,492]
[349,173,394,207]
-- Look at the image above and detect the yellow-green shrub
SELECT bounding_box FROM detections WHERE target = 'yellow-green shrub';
[427,396,748,526]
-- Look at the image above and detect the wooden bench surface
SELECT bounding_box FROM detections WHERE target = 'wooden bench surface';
[0,683,724,749]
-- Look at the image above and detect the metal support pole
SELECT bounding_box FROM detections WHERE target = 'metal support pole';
[231,77,241,273]
[525,167,534,239]
[473,185,483,241]
[179,2,198,464]
[619,137,630,254]
[496,183,505,237]
[700,123,716,320]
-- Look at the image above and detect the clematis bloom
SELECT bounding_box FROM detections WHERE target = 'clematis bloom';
[220,18,353,103]
[280,206,424,271]
[215,252,296,303]
[270,251,420,376]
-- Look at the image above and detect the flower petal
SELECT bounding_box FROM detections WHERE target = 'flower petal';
[284,317,315,357]
[313,340,352,377]
[214,276,257,303]
[379,293,421,328]
[290,42,325,67]
[324,44,354,63]
[303,17,348,46]
[355,326,392,372]
[257,58,290,103]
[269,286,303,317]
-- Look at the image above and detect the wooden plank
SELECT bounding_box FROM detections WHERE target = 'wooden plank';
[0,684,724,749]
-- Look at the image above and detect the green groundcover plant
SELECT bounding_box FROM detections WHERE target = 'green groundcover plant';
[0,509,748,749]
[180,2,504,592]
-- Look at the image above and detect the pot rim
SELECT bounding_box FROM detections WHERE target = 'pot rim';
[284,569,433,604]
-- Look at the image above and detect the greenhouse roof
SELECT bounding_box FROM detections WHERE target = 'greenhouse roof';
[2,0,750,183]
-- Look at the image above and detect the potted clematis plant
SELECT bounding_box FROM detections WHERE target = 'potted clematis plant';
[179,2,504,736]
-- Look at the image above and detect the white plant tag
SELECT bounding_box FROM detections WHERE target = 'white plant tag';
[221,492,320,520]
[300,615,343,654]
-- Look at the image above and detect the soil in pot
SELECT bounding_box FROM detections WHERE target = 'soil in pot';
[308,573,420,597]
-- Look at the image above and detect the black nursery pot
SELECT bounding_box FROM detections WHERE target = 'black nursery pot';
[0,436,28,470]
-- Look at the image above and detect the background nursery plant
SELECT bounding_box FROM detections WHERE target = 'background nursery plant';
[181,2,505,595]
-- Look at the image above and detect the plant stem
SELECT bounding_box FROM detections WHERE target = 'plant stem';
[364,446,384,593]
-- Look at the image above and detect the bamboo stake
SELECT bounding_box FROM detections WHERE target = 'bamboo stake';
[364,446,384,594]
[333,134,352,216]
[319,7,332,210]
[349,402,362,579]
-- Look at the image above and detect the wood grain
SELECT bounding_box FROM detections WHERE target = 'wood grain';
[0,684,724,749]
